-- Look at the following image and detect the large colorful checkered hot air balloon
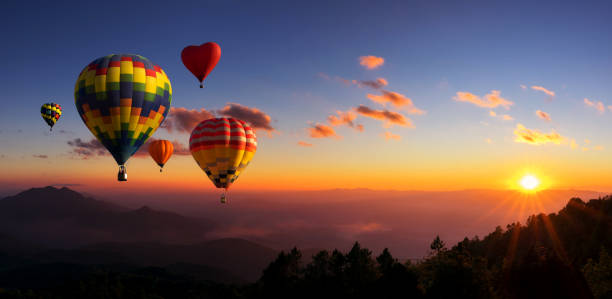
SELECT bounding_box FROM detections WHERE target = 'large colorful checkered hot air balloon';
[74,54,172,181]
[189,118,257,203]
[40,102,62,131]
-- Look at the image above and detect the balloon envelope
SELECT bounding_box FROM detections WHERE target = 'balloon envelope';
[74,54,172,168]
[181,42,221,87]
[148,139,174,170]
[189,118,257,189]
[41,102,62,129]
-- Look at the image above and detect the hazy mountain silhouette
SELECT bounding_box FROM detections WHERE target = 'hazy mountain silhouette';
[0,186,215,247]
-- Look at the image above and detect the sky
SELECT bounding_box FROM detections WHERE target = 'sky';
[2,0,612,194]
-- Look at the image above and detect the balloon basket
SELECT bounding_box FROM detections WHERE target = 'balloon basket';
[117,165,128,182]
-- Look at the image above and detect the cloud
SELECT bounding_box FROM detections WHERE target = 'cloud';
[536,110,551,121]
[308,123,340,139]
[327,110,364,131]
[355,105,413,128]
[489,110,513,121]
[570,139,578,149]
[67,138,107,158]
[513,124,564,145]
[217,103,275,132]
[594,145,604,151]
[485,138,493,144]
[454,90,513,109]
[322,75,388,90]
[382,131,401,141]
[163,107,214,133]
[297,141,313,147]
[359,55,384,69]
[356,78,388,89]
[32,154,48,159]
[531,86,555,98]
[584,98,605,113]
[520,84,527,90]
[367,90,425,114]
[584,139,591,144]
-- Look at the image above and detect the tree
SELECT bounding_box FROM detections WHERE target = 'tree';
[583,247,612,299]
[430,235,446,256]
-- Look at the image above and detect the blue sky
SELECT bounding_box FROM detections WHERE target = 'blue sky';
[2,0,612,191]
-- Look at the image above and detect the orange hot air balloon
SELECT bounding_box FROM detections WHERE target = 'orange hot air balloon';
[148,140,174,172]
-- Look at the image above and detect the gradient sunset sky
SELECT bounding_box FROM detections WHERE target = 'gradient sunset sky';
[2,0,612,193]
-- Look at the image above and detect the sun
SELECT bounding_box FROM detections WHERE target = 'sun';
[519,175,540,190]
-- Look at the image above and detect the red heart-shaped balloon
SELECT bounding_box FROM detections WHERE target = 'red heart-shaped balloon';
[181,42,221,88]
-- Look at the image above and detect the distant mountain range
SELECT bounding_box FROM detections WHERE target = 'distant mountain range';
[0,186,215,247]
[0,187,288,282]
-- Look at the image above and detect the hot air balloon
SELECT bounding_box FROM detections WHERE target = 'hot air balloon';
[41,102,62,131]
[189,117,257,203]
[74,54,172,181]
[148,139,174,172]
[181,42,221,88]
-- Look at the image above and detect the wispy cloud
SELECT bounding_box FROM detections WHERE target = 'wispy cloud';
[327,110,364,131]
[514,124,564,145]
[297,141,313,147]
[536,110,551,121]
[489,110,513,121]
[520,84,527,90]
[367,90,425,114]
[584,98,605,113]
[359,55,384,69]
[454,90,513,109]
[531,85,555,98]
[356,78,388,89]
[67,138,107,158]
[355,105,413,128]
[308,123,340,139]
[382,131,401,141]
[32,154,48,159]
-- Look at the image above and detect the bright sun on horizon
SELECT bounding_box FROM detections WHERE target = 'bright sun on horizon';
[519,175,540,191]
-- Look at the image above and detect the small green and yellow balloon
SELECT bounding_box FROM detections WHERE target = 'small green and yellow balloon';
[41,102,62,131]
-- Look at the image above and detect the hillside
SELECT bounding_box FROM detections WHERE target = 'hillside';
[0,186,216,247]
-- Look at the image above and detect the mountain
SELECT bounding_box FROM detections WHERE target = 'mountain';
[0,186,216,247]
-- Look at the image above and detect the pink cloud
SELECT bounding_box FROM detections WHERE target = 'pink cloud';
[367,90,425,114]
[355,105,413,128]
[327,110,364,131]
[531,85,555,98]
[359,55,385,69]
[584,98,605,113]
[454,90,513,109]
[308,123,340,139]
[536,110,551,121]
